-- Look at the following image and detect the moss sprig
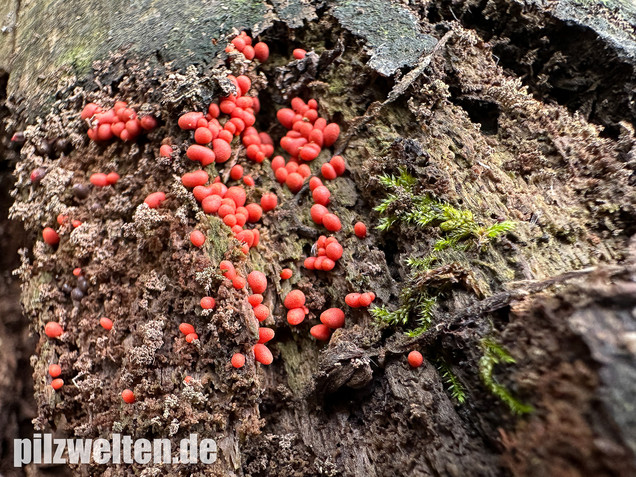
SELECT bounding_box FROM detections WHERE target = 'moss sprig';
[479,338,533,415]
[374,169,515,251]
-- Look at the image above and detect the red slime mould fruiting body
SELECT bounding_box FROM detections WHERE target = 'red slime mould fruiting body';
[48,364,62,378]
[253,344,273,365]
[408,351,424,368]
[44,321,63,338]
[121,389,135,403]
[144,192,166,209]
[320,308,345,329]
[231,353,246,368]
[100,317,114,330]
[42,227,60,245]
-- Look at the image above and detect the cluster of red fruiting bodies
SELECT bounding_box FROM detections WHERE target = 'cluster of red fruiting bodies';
[38,30,421,400]
[81,101,158,142]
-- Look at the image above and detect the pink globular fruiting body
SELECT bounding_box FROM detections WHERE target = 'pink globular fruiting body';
[231,353,246,368]
[247,271,267,294]
[320,308,345,329]
[42,227,60,245]
[190,230,206,247]
[100,317,113,330]
[200,296,216,309]
[354,221,367,238]
[144,192,166,208]
[408,351,424,368]
[310,324,331,341]
[44,322,63,338]
[253,343,273,365]
[48,364,62,378]
[121,389,135,403]
[304,236,343,271]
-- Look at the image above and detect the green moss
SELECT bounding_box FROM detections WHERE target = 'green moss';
[479,338,534,415]
[375,168,515,251]
[436,359,466,404]
[369,257,438,337]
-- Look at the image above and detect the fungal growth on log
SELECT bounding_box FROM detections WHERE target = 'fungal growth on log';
[1,0,636,476]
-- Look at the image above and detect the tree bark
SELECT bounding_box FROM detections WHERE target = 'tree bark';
[1,0,636,475]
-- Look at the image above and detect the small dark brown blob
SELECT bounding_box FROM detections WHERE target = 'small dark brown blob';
[71,288,84,301]
[72,183,90,200]
[77,276,89,292]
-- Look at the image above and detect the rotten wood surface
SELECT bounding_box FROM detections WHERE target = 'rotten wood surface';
[1,0,636,476]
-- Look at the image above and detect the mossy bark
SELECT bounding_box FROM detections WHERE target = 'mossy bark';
[1,0,636,476]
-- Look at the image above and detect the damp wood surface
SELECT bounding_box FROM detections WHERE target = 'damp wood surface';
[0,0,636,476]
